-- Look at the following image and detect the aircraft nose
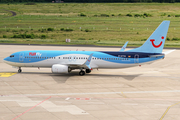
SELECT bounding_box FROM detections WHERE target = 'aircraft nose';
[3,57,8,63]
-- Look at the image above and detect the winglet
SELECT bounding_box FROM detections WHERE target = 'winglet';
[120,41,128,52]
[83,53,93,69]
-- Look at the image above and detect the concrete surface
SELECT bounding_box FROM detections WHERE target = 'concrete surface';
[0,45,180,120]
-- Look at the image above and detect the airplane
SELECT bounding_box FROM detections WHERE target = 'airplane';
[3,21,172,76]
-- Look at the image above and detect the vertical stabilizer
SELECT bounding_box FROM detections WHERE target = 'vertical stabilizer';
[127,21,170,53]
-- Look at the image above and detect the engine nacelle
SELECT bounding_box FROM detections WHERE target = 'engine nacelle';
[51,64,68,73]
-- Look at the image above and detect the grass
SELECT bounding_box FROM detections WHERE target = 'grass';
[1,3,180,47]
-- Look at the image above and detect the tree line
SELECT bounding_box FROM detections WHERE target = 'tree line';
[64,0,176,2]
[0,0,177,3]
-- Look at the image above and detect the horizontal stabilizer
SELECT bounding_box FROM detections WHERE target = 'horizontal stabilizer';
[149,54,164,58]
[162,49,176,55]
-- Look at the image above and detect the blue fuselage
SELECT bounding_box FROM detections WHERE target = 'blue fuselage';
[4,50,164,69]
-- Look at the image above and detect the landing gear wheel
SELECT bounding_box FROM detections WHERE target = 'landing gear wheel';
[68,67,72,73]
[86,69,91,73]
[79,71,85,76]
[18,68,22,73]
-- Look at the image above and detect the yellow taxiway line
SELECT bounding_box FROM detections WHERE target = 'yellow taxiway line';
[0,73,17,77]
[159,101,180,120]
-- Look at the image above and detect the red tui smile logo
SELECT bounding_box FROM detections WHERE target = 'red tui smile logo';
[150,36,164,48]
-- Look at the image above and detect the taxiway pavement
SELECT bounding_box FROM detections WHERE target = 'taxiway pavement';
[0,45,180,120]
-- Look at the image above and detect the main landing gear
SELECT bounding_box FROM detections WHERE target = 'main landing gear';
[18,67,22,73]
[86,69,91,73]
[79,70,85,76]
[79,69,92,76]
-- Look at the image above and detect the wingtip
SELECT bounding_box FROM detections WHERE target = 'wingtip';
[163,20,170,24]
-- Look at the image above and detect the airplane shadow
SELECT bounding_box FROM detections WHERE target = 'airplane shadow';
[13,72,141,83]
[47,72,141,83]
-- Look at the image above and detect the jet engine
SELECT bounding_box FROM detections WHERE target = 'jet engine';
[51,64,68,73]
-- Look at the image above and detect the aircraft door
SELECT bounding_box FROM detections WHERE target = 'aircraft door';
[134,54,139,63]
[19,53,24,62]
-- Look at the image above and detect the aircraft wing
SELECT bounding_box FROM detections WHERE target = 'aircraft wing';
[62,53,97,69]
[120,41,128,52]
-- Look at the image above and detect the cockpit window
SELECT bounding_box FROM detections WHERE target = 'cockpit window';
[10,55,14,58]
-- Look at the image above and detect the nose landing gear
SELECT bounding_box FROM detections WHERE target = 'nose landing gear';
[18,67,22,73]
